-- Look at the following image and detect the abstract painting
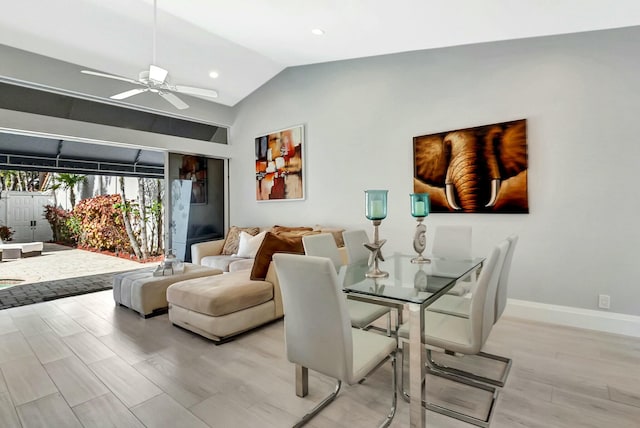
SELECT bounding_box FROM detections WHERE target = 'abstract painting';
[255,125,304,201]
[413,119,528,213]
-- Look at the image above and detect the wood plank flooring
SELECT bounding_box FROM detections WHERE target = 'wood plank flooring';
[0,290,637,427]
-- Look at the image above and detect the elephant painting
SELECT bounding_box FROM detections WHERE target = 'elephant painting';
[413,119,528,213]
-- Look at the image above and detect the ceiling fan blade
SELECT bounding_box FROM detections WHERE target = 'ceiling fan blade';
[111,88,148,100]
[81,70,141,85]
[174,85,219,99]
[159,92,189,110]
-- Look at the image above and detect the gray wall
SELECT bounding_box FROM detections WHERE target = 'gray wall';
[230,26,640,316]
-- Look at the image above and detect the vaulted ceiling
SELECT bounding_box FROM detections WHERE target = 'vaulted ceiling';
[2,0,640,109]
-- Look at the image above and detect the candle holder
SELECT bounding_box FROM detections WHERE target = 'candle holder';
[410,193,431,264]
[414,265,428,292]
[364,190,389,278]
[368,277,386,294]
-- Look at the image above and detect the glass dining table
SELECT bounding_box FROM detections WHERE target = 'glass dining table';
[340,253,484,428]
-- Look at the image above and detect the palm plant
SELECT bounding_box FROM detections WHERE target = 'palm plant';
[55,173,86,208]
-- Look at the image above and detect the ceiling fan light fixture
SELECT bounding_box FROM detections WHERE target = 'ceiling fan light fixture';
[149,65,168,83]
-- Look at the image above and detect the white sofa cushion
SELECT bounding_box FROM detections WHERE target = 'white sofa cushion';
[229,258,255,272]
[200,255,247,272]
[167,272,273,317]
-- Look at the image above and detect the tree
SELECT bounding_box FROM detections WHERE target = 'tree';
[47,180,62,207]
[55,173,86,208]
[118,176,143,259]
[137,178,149,260]
[0,170,42,192]
[153,179,163,254]
[0,170,9,191]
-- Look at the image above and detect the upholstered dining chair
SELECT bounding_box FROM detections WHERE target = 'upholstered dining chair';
[432,225,475,296]
[341,229,371,264]
[426,234,518,387]
[273,253,397,427]
[302,233,392,334]
[397,239,509,428]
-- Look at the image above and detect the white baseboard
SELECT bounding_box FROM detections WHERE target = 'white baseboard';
[504,299,640,338]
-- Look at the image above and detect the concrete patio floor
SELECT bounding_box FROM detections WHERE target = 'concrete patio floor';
[0,243,148,309]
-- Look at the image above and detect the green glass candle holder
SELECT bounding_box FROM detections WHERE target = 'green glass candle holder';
[364,190,389,278]
[410,193,430,264]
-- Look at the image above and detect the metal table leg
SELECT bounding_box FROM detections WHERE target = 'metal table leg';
[408,303,425,427]
[296,364,308,397]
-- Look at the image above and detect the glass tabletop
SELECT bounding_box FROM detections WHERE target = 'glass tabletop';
[340,253,484,305]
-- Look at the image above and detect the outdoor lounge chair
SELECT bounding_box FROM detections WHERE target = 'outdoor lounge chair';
[0,240,44,259]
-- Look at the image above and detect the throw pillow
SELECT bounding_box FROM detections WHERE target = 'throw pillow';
[222,226,260,255]
[313,225,346,248]
[250,232,307,280]
[270,225,314,234]
[236,231,267,258]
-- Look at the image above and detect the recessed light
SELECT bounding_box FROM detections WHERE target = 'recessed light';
[311,28,325,36]
[208,71,219,79]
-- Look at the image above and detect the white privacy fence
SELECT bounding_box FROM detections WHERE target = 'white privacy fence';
[0,191,54,243]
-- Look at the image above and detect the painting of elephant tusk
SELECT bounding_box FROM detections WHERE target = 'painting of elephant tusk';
[445,183,462,210]
[485,179,501,207]
[413,119,528,213]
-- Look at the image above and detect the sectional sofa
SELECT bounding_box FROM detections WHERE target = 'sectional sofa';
[167,226,346,343]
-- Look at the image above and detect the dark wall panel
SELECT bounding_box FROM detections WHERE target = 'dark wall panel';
[0,82,227,143]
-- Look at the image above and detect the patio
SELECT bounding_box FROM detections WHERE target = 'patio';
[0,243,144,309]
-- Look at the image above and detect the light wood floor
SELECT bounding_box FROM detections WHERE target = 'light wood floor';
[0,290,638,427]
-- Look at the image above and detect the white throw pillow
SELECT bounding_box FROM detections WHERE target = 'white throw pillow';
[236,230,266,258]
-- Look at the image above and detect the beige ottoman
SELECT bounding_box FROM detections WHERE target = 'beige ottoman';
[113,263,222,317]
[167,270,276,343]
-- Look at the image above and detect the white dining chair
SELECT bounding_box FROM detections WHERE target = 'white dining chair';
[302,233,392,334]
[397,239,509,428]
[273,253,397,427]
[431,225,475,296]
[426,234,518,387]
[341,229,371,264]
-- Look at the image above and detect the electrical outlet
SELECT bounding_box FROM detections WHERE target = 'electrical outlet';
[598,294,610,309]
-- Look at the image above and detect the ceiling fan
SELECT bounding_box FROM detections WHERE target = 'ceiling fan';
[80,0,218,110]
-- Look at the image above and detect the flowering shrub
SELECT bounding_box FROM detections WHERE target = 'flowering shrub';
[0,224,14,242]
[43,189,161,261]
[43,205,76,245]
[73,194,132,252]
